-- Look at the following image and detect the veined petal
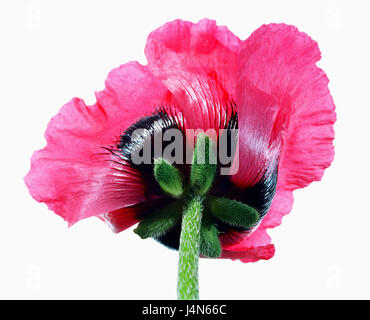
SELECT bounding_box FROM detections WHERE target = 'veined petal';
[25,62,170,225]
[260,185,294,229]
[100,205,142,234]
[231,23,335,238]
[232,83,283,188]
[225,24,335,261]
[145,18,242,131]
[237,23,336,191]
[25,20,336,266]
[221,229,275,263]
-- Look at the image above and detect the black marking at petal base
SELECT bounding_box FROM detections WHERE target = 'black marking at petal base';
[103,107,185,197]
[224,102,238,131]
[210,166,278,245]
[216,104,238,176]
[117,107,183,174]
[208,167,277,247]
[239,167,278,219]
[105,101,279,251]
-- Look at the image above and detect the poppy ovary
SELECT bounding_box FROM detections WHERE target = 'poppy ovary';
[134,134,259,258]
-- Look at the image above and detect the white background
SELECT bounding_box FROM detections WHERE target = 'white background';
[1,0,369,299]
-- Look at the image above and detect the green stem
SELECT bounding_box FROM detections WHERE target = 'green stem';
[177,195,203,300]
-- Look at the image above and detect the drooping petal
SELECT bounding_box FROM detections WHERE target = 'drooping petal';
[231,84,284,188]
[221,229,275,263]
[226,24,335,262]
[100,197,172,234]
[100,206,141,234]
[237,23,336,191]
[260,184,294,229]
[145,18,242,131]
[226,183,294,262]
[25,62,170,225]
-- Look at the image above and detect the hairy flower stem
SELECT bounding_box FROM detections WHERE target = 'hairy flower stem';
[177,195,203,300]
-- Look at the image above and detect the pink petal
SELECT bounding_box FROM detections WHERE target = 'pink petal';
[100,198,167,233]
[221,229,275,263]
[145,18,242,131]
[100,206,140,234]
[25,62,169,225]
[231,83,284,187]
[230,184,293,262]
[227,24,335,262]
[260,185,294,229]
[238,23,336,191]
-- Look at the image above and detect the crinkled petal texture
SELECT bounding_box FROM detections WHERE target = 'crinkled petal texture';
[25,20,335,263]
[145,20,335,262]
[145,18,241,132]
[221,24,335,262]
[25,62,170,225]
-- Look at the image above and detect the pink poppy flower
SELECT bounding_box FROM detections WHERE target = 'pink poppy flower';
[25,19,335,264]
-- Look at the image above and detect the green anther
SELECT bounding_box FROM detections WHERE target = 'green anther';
[207,196,260,229]
[200,217,221,258]
[190,134,217,195]
[154,158,183,198]
[134,201,182,239]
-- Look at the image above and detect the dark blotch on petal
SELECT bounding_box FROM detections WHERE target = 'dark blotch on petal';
[211,167,278,246]
[118,108,183,174]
